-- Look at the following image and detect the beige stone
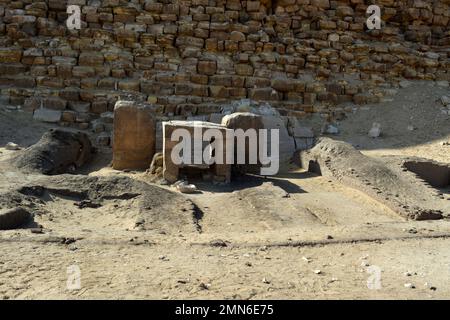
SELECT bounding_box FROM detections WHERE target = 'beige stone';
[113,101,156,170]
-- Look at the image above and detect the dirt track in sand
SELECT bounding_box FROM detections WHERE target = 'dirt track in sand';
[0,81,450,299]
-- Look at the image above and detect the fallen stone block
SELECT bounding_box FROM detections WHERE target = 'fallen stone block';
[33,108,62,123]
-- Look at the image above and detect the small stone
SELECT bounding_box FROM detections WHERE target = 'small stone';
[404,283,415,289]
[441,96,450,106]
[323,124,339,135]
[209,239,228,247]
[5,142,21,150]
[314,270,322,274]
[177,279,189,284]
[199,282,210,290]
[262,278,271,284]
[176,182,198,194]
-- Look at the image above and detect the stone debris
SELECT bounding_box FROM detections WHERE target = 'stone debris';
[368,122,382,138]
[149,152,164,176]
[322,124,339,135]
[440,96,450,106]
[175,181,199,194]
[5,142,21,151]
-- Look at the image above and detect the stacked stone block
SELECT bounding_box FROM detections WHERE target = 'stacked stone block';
[0,0,448,130]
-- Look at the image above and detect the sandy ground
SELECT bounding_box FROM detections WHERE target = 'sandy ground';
[0,81,449,299]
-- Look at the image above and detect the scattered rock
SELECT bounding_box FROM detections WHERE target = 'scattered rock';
[30,228,44,234]
[148,152,163,175]
[368,122,382,138]
[175,182,199,194]
[5,142,21,150]
[199,282,210,290]
[74,200,102,209]
[314,270,322,274]
[209,239,229,247]
[61,237,76,245]
[404,283,415,289]
[302,256,311,263]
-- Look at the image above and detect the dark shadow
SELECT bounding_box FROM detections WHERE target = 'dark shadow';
[76,150,112,175]
[403,160,450,189]
[192,173,306,194]
[308,160,322,175]
[21,219,41,229]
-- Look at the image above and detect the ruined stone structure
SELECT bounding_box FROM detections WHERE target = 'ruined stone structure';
[163,120,232,183]
[0,0,449,130]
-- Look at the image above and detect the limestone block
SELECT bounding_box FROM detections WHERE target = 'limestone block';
[113,101,156,170]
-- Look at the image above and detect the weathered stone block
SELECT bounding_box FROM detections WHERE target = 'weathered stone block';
[33,108,62,123]
[113,101,156,170]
